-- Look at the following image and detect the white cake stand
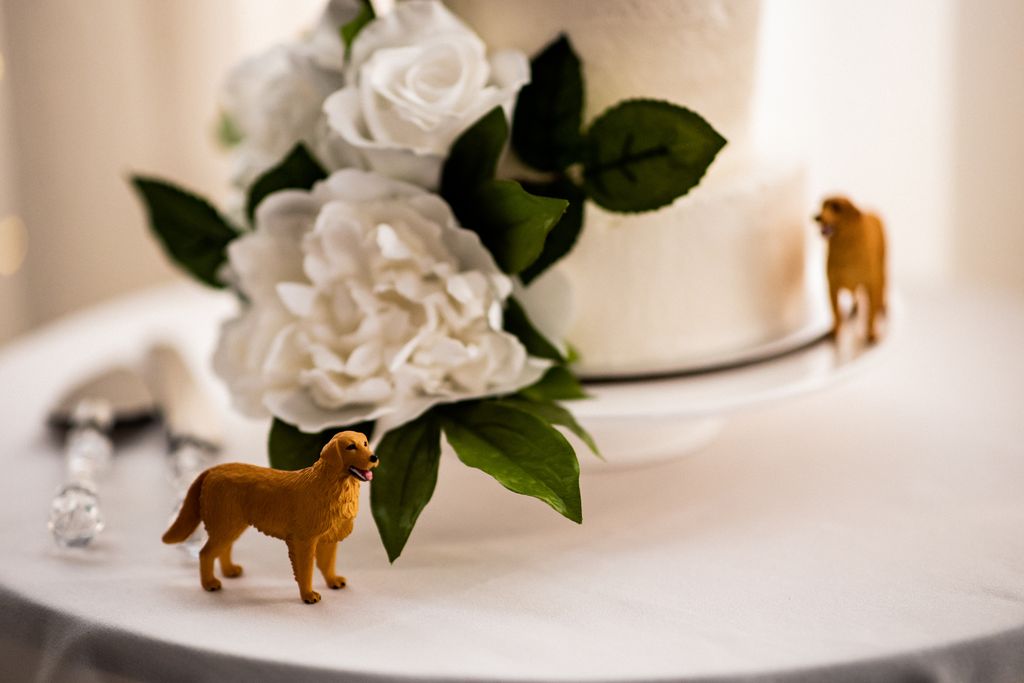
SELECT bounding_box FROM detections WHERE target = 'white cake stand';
[569,307,893,471]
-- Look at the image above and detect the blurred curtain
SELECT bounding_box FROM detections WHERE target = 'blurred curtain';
[0,6,28,340]
[0,0,321,342]
[951,0,1024,290]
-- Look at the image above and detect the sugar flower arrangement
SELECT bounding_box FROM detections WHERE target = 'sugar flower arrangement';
[132,0,724,560]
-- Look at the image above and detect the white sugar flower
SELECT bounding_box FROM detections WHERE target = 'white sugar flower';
[219,0,362,188]
[323,0,529,189]
[213,169,549,435]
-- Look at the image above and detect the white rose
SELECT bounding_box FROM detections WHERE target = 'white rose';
[323,0,529,189]
[219,0,362,188]
[213,169,549,435]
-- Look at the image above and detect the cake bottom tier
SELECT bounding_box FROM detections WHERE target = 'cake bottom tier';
[534,163,830,378]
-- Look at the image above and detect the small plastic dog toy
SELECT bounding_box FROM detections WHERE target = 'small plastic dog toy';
[163,431,377,604]
[814,196,887,342]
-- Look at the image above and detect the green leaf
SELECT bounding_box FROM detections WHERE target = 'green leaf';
[246,143,327,223]
[440,106,507,213]
[521,365,588,401]
[268,418,375,471]
[440,402,582,523]
[581,99,726,213]
[340,0,375,55]
[511,34,584,171]
[440,108,567,275]
[130,176,238,288]
[495,397,601,459]
[216,112,243,148]
[565,342,581,365]
[518,178,585,284]
[370,412,443,563]
[503,297,564,362]
[471,180,568,274]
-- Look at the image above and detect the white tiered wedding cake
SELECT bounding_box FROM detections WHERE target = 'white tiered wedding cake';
[449,0,830,378]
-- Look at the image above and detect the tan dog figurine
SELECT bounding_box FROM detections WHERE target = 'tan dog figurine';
[814,196,887,342]
[163,431,378,604]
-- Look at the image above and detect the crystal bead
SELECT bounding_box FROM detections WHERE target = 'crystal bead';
[49,484,104,547]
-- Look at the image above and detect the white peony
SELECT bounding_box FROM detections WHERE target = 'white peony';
[213,169,549,435]
[323,0,529,189]
[219,0,362,188]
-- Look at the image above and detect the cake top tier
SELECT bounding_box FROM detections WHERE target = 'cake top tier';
[444,0,762,149]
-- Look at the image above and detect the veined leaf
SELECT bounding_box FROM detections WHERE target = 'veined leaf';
[495,397,601,459]
[582,99,726,213]
[518,178,585,284]
[441,108,567,275]
[511,34,584,171]
[440,106,507,213]
[471,180,567,275]
[370,412,443,563]
[130,176,238,288]
[441,402,582,523]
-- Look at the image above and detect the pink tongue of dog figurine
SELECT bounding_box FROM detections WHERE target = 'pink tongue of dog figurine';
[348,466,373,482]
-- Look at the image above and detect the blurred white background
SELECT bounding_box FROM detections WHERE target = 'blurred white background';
[0,0,1021,343]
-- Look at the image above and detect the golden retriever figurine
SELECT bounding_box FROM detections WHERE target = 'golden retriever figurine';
[814,196,887,342]
[162,431,378,604]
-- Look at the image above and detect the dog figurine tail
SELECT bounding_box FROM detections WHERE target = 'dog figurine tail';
[162,469,209,544]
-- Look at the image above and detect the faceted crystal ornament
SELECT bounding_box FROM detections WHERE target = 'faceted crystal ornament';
[49,484,104,547]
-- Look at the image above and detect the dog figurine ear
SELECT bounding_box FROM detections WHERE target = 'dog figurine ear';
[319,434,343,464]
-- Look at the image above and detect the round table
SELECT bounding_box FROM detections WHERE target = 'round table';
[1,282,1022,683]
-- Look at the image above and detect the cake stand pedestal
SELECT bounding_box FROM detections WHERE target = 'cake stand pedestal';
[571,306,891,470]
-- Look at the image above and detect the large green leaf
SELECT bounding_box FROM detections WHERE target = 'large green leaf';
[471,180,567,274]
[518,178,585,284]
[581,99,726,213]
[520,365,587,402]
[370,412,443,563]
[503,297,564,362]
[268,418,375,471]
[440,402,582,523]
[494,397,600,459]
[130,176,238,288]
[440,106,507,213]
[246,143,326,223]
[511,35,584,171]
[440,108,567,275]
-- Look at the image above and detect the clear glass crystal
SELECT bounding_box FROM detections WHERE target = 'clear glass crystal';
[49,484,104,547]
[67,427,112,487]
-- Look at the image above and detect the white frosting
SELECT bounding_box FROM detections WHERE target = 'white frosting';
[445,0,761,148]
[448,0,828,376]
[547,163,829,377]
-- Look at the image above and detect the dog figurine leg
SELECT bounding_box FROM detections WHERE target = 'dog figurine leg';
[866,282,884,343]
[199,538,225,592]
[287,539,321,604]
[316,541,347,589]
[219,540,244,578]
[829,282,844,338]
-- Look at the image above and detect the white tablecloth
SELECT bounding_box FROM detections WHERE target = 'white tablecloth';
[0,282,1022,682]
